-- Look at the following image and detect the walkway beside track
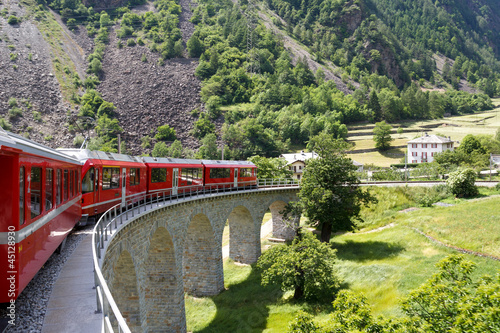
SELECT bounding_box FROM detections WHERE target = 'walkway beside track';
[41,234,101,333]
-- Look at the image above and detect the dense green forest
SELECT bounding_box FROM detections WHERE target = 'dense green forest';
[28,0,500,158]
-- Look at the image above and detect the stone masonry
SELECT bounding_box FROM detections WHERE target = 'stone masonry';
[100,188,299,332]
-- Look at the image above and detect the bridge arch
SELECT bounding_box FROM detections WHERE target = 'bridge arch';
[227,205,261,264]
[183,213,223,296]
[143,226,185,332]
[111,249,140,331]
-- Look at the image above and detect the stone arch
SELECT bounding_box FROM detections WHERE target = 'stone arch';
[183,213,223,296]
[227,205,260,264]
[111,250,141,331]
[268,199,298,241]
[142,226,185,332]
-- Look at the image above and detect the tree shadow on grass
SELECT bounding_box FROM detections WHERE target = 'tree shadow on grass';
[380,148,405,158]
[195,264,283,333]
[330,240,405,262]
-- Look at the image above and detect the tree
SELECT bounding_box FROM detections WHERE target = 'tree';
[297,133,375,242]
[155,124,177,141]
[248,156,292,179]
[368,90,383,122]
[373,121,393,151]
[458,134,486,155]
[152,141,168,157]
[187,35,204,58]
[402,255,500,333]
[192,114,215,139]
[446,168,478,198]
[197,133,219,159]
[257,230,341,300]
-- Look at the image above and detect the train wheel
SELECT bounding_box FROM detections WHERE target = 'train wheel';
[56,236,67,254]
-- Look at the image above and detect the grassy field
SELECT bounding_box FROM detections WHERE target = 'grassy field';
[185,189,500,332]
[345,100,500,167]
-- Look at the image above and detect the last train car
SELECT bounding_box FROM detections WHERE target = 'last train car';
[0,128,82,302]
[142,157,204,197]
[58,149,147,219]
[202,160,257,190]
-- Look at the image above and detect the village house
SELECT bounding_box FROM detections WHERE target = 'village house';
[407,133,455,163]
[280,151,363,180]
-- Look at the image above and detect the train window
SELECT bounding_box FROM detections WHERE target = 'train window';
[151,168,167,183]
[240,168,252,177]
[75,170,80,193]
[19,167,25,225]
[82,168,95,193]
[56,169,61,205]
[63,170,69,201]
[70,170,74,198]
[210,168,231,179]
[30,167,42,219]
[181,168,192,185]
[130,168,140,186]
[102,167,120,190]
[45,168,53,211]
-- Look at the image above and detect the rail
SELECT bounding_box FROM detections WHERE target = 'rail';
[92,179,299,332]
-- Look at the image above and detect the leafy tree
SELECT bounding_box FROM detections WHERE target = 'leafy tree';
[151,141,168,157]
[192,114,215,139]
[257,230,341,300]
[402,255,500,333]
[197,133,219,159]
[458,134,486,155]
[248,156,292,179]
[288,311,320,333]
[167,140,183,158]
[296,133,375,242]
[155,124,177,141]
[187,35,204,58]
[368,90,383,122]
[373,121,394,151]
[446,168,478,198]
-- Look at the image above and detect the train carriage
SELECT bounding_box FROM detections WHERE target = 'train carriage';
[202,160,257,190]
[142,157,204,197]
[0,129,82,303]
[58,149,147,219]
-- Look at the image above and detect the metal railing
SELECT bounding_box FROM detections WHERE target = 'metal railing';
[92,179,299,332]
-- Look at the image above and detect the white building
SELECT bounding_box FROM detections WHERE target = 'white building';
[407,133,455,163]
[280,151,363,180]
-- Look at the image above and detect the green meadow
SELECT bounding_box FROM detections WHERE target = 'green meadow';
[185,188,500,332]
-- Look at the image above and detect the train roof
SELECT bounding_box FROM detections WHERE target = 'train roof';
[57,148,144,163]
[0,128,81,164]
[142,156,203,165]
[201,160,256,167]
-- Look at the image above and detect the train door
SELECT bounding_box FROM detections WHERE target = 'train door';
[121,168,126,208]
[172,168,178,195]
[234,168,238,188]
[94,168,99,214]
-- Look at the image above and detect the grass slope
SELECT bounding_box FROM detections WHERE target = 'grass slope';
[186,190,500,332]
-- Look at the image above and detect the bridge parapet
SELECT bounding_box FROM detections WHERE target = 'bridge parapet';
[92,184,299,332]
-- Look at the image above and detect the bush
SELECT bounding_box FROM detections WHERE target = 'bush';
[0,117,12,130]
[7,15,19,25]
[8,107,23,119]
[127,38,136,46]
[155,124,176,141]
[446,168,478,198]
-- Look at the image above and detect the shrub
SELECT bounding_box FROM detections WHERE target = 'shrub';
[8,98,17,108]
[155,124,176,141]
[8,107,23,119]
[32,111,42,122]
[10,53,18,61]
[0,117,12,130]
[446,168,478,198]
[7,15,19,25]
[127,38,136,46]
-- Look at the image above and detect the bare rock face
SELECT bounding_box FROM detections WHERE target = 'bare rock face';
[98,29,203,155]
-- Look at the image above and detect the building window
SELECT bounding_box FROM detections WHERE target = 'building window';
[422,144,427,148]
[412,152,417,157]
[422,152,427,157]
[431,152,434,157]
[431,144,437,148]
[412,144,417,148]
[412,160,417,163]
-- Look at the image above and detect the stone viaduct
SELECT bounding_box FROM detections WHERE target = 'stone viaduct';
[98,187,299,332]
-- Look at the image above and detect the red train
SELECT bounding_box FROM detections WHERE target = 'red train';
[1,131,257,303]
[0,130,82,303]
